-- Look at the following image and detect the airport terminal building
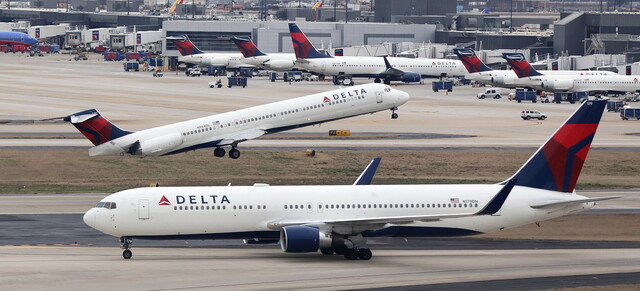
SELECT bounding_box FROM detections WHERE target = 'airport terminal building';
[162,21,437,57]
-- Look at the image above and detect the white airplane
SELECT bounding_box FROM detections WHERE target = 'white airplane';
[502,52,637,93]
[232,36,301,71]
[167,35,252,69]
[453,49,617,89]
[289,23,467,84]
[83,100,619,260]
[64,84,409,159]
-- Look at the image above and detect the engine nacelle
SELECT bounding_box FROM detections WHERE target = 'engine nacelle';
[280,225,333,253]
[264,60,295,71]
[541,79,574,91]
[133,133,183,156]
[401,72,421,83]
[492,75,516,85]
[202,56,230,67]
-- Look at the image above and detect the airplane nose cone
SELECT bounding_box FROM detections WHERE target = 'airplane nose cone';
[83,209,96,229]
[396,90,410,104]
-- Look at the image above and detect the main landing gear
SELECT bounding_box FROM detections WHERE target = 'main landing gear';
[213,147,241,159]
[391,107,399,119]
[120,237,133,259]
[321,245,373,260]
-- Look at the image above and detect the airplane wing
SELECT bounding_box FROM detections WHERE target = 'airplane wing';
[378,56,404,77]
[353,158,381,185]
[529,196,621,209]
[268,179,516,230]
[218,128,267,146]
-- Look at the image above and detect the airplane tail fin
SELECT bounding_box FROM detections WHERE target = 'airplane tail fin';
[453,49,493,73]
[64,109,132,146]
[502,52,543,78]
[505,100,607,193]
[288,23,332,59]
[232,37,266,57]
[169,35,204,56]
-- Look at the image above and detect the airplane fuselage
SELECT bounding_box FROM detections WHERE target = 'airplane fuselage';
[468,70,617,89]
[0,31,38,46]
[297,57,467,78]
[178,53,253,69]
[241,53,301,71]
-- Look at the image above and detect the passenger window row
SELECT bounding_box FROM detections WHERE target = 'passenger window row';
[173,205,267,211]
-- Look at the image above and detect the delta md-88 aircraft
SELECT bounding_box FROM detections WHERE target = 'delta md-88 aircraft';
[64,83,409,159]
[83,100,618,260]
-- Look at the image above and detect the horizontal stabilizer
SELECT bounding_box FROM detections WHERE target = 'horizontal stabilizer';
[530,196,621,209]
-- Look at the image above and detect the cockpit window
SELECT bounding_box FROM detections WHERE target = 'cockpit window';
[95,202,116,209]
[384,86,391,92]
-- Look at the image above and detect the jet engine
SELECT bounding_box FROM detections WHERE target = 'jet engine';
[279,225,333,253]
[202,56,230,67]
[401,72,421,83]
[541,79,574,91]
[129,133,183,156]
[492,75,515,85]
[264,60,295,71]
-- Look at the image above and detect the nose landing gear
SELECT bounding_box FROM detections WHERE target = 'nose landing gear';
[120,237,133,259]
[391,107,399,119]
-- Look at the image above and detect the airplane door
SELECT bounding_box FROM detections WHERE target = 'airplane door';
[138,199,149,220]
[376,91,383,103]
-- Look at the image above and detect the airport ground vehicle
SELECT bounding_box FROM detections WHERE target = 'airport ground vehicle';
[103,52,124,61]
[553,92,586,104]
[284,71,302,82]
[432,81,453,92]
[208,80,223,88]
[186,67,202,77]
[513,89,537,103]
[333,75,354,86]
[620,107,640,120]
[477,88,502,99]
[227,76,247,88]
[521,110,547,120]
[607,100,624,112]
[152,70,163,77]
[124,62,140,72]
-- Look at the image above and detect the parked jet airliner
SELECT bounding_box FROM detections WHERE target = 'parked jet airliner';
[64,84,409,159]
[289,23,467,84]
[232,36,300,71]
[502,52,638,93]
[454,49,616,88]
[0,31,38,47]
[83,100,618,260]
[167,35,252,69]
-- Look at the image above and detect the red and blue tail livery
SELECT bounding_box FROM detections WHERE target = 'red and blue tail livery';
[502,52,543,78]
[288,23,332,59]
[64,109,132,146]
[170,35,204,56]
[232,37,266,57]
[508,100,606,193]
[453,49,492,73]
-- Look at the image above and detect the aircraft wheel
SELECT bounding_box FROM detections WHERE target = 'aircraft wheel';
[391,113,398,119]
[333,244,348,255]
[123,249,132,259]
[343,249,358,260]
[320,248,334,255]
[358,248,372,260]
[229,148,241,159]
[213,147,225,157]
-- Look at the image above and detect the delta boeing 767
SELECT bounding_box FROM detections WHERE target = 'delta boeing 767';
[65,83,409,159]
[83,100,618,260]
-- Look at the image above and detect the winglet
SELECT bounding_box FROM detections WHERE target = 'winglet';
[477,179,516,215]
[353,158,382,185]
[383,56,392,69]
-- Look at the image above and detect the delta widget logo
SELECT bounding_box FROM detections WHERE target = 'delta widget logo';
[159,196,171,206]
